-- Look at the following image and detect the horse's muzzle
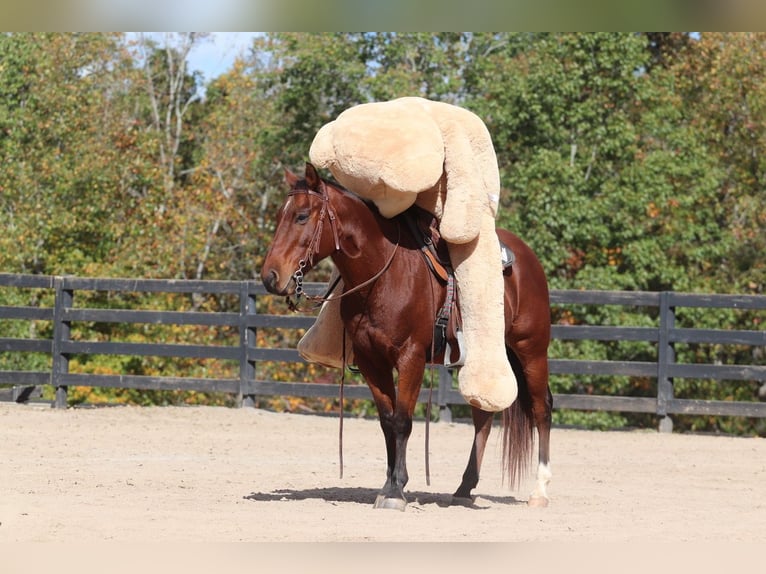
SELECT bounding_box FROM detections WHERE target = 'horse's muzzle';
[261,268,292,295]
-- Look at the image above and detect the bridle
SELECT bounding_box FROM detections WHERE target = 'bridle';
[286,180,341,302]
[284,179,400,311]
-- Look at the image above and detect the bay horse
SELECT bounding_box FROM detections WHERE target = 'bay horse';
[260,163,553,510]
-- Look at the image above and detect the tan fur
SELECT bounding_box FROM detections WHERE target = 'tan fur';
[296,268,354,368]
[301,97,516,412]
[309,98,445,217]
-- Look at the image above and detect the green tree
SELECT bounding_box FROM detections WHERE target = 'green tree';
[672,33,766,295]
[187,59,281,282]
[463,33,726,293]
[359,32,469,102]
[0,33,138,276]
[460,33,760,431]
[0,33,762,430]
[250,32,475,168]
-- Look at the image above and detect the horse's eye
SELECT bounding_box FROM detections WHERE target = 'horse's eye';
[295,211,310,224]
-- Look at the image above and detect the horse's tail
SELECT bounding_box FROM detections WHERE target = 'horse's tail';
[501,348,536,490]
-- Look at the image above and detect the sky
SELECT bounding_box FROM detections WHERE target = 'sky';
[185,32,261,85]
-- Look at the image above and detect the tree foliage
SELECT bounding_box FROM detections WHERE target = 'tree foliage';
[0,32,764,433]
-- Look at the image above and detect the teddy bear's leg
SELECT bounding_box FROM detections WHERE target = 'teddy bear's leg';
[447,223,518,412]
[296,270,354,369]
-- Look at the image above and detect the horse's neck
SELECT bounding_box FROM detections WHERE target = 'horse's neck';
[326,184,396,288]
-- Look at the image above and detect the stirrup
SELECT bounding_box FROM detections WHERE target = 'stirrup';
[500,242,515,269]
[444,329,466,368]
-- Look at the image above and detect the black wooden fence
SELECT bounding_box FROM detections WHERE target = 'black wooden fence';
[1,272,765,431]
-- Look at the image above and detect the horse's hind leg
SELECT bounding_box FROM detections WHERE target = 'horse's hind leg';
[528,391,553,507]
[525,355,553,507]
[452,407,494,504]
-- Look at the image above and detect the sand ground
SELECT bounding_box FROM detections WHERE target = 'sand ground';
[1,403,765,543]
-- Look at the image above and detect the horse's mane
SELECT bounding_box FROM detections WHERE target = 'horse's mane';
[322,176,383,218]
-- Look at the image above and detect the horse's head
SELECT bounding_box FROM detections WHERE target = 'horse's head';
[261,163,341,296]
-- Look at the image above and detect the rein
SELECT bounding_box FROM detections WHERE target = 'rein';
[284,178,401,480]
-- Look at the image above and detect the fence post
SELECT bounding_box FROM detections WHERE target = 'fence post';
[238,281,257,408]
[657,291,676,432]
[51,276,73,409]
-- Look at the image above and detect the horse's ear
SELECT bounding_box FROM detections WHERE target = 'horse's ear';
[305,162,321,191]
[285,169,299,188]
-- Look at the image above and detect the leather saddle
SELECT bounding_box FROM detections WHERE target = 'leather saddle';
[401,206,514,368]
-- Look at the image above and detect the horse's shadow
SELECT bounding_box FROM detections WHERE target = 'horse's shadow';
[243,487,524,509]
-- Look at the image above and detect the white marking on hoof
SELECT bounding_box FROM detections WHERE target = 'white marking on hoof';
[374,494,407,511]
[529,461,552,503]
[527,496,549,508]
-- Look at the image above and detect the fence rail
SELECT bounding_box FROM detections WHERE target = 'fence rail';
[1,272,765,431]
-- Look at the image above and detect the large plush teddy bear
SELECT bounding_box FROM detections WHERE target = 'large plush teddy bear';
[297,96,517,413]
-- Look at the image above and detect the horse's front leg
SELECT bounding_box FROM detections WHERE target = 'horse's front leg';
[357,359,405,509]
[360,354,423,511]
[372,404,413,511]
[375,355,425,511]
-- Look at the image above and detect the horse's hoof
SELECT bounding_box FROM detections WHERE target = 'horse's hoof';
[450,495,475,507]
[374,494,407,511]
[527,496,549,508]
